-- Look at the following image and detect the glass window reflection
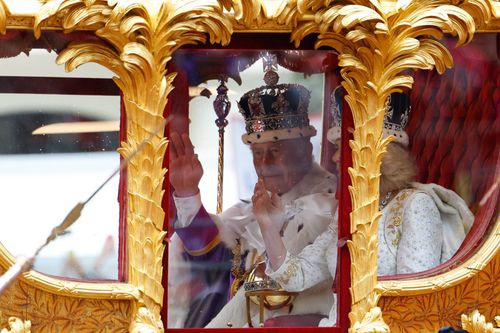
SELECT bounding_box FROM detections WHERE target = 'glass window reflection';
[166,34,499,328]
[0,50,121,280]
[168,50,340,328]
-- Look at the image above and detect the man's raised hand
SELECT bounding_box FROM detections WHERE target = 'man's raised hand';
[252,179,288,271]
[252,179,285,233]
[169,132,203,197]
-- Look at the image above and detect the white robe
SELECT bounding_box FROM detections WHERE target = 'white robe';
[267,183,473,326]
[170,163,337,327]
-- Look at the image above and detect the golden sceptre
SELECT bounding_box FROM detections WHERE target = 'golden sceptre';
[213,75,231,214]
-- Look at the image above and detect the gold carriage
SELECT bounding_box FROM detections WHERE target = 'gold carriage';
[0,1,498,332]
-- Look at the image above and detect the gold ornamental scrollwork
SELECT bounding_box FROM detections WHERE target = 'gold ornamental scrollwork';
[219,0,267,28]
[462,310,500,333]
[0,241,140,300]
[287,0,492,332]
[34,1,233,332]
[0,316,31,333]
[0,0,8,34]
[350,307,389,333]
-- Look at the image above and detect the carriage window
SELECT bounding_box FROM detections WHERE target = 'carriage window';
[166,34,499,328]
[378,33,499,279]
[0,49,121,280]
[167,50,341,328]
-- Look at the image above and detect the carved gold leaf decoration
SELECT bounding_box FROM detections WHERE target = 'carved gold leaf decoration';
[218,0,267,27]
[0,274,132,333]
[129,305,163,333]
[0,0,8,34]
[438,274,478,327]
[451,0,492,28]
[275,0,333,26]
[287,0,492,332]
[379,248,500,332]
[462,310,500,333]
[0,317,31,333]
[33,1,233,332]
[350,307,390,333]
[379,292,441,332]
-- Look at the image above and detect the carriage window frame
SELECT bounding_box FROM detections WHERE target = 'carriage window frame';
[163,37,350,331]
[0,44,124,281]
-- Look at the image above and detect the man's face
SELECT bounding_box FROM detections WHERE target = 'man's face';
[251,138,312,194]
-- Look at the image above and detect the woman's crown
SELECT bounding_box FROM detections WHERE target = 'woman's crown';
[327,87,411,146]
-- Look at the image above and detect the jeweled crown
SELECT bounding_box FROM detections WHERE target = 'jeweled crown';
[237,71,316,145]
[327,87,411,146]
[383,92,411,145]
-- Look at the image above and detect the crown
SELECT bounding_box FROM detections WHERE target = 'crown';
[383,92,410,146]
[327,87,411,146]
[237,71,316,145]
[326,86,344,144]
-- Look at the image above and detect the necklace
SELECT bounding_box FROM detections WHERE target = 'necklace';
[379,191,393,210]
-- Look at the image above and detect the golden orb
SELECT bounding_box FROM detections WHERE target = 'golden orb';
[243,261,296,310]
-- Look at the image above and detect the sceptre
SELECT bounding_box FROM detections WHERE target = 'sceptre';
[213,75,231,214]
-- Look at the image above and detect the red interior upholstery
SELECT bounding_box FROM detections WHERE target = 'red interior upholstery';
[407,64,499,212]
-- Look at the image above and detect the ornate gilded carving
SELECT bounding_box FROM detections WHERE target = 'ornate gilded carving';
[462,310,500,333]
[350,307,389,333]
[2,0,500,31]
[0,0,8,34]
[456,0,493,29]
[129,304,163,333]
[0,268,132,333]
[287,1,492,332]
[0,244,139,300]
[378,246,500,332]
[0,316,31,333]
[219,0,267,28]
[34,1,233,331]
[0,1,496,332]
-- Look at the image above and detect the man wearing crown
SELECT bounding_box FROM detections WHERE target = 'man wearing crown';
[169,72,337,327]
